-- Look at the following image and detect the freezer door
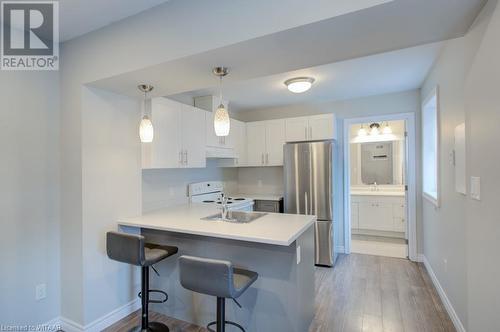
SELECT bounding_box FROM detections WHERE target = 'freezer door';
[315,221,334,266]
[309,141,333,221]
[284,142,311,215]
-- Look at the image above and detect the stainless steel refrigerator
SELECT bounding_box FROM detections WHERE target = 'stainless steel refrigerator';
[284,140,337,267]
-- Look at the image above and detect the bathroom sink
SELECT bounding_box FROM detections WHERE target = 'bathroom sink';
[202,211,267,223]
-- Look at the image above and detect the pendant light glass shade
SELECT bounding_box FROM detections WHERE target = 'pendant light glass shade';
[139,115,154,142]
[213,67,230,137]
[214,103,230,136]
[138,84,154,143]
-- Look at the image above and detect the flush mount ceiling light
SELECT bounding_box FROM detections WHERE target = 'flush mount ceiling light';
[213,66,230,137]
[284,77,315,93]
[138,84,154,143]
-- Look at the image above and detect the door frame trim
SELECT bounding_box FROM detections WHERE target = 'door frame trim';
[342,112,417,261]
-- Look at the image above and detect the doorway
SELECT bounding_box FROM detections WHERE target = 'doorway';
[343,113,417,261]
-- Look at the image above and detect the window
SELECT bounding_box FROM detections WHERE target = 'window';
[422,88,439,206]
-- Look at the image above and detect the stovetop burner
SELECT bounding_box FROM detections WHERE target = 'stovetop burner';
[233,198,245,201]
[203,200,215,203]
[216,201,233,204]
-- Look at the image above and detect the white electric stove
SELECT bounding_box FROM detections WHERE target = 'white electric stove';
[188,181,254,212]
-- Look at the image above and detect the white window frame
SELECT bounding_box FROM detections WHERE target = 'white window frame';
[421,87,440,207]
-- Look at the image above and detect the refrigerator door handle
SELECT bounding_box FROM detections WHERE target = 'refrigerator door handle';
[304,192,308,216]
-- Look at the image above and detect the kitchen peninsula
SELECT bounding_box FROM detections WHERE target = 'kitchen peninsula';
[118,203,316,332]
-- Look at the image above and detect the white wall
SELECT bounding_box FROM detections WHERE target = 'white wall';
[235,90,421,250]
[0,71,60,324]
[80,87,142,324]
[142,161,238,212]
[420,0,499,330]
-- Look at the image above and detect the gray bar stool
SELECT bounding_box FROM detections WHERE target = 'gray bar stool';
[178,255,258,332]
[106,231,178,332]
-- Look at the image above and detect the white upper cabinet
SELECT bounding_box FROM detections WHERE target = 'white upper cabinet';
[246,119,285,166]
[246,122,267,166]
[180,104,207,168]
[309,114,336,140]
[142,98,206,169]
[285,117,309,142]
[285,113,336,142]
[265,120,286,166]
[217,119,247,167]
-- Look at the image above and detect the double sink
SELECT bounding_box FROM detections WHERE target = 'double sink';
[202,211,267,223]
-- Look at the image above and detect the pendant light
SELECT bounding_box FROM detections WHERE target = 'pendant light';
[213,67,230,137]
[138,84,154,143]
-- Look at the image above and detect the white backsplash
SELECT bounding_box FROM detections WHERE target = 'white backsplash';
[142,160,238,212]
[236,166,284,195]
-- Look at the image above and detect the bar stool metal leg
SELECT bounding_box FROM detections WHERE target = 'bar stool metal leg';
[141,266,149,330]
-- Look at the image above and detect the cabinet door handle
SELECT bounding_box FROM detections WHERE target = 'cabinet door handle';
[266,153,269,164]
[184,150,188,165]
[179,151,183,164]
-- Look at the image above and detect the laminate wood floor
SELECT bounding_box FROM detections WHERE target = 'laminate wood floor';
[103,254,455,332]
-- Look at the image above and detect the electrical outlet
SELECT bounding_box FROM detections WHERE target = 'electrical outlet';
[36,283,46,301]
[443,259,448,273]
[296,246,301,265]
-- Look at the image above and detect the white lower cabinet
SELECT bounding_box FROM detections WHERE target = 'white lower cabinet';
[142,98,206,169]
[246,119,285,166]
[351,195,406,233]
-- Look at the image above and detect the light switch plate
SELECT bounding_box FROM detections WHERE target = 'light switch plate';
[471,176,481,201]
[296,246,301,265]
[36,283,46,301]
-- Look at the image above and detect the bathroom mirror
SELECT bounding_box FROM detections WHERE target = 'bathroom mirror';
[350,140,405,185]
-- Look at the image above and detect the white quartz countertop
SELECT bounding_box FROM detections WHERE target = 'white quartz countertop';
[118,203,315,246]
[350,190,405,197]
[230,193,283,201]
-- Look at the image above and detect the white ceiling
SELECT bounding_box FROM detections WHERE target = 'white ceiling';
[59,0,170,41]
[169,42,443,111]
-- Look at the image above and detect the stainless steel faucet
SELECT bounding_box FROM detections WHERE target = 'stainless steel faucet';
[219,193,230,221]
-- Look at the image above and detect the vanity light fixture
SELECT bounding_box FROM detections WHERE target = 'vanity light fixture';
[138,84,154,143]
[213,66,230,137]
[284,77,315,93]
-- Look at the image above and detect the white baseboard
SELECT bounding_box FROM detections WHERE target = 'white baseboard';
[57,299,140,332]
[421,255,466,332]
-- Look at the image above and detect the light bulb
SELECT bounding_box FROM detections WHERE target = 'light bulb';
[383,124,392,134]
[139,115,154,142]
[358,127,367,136]
[214,104,230,136]
[370,126,380,136]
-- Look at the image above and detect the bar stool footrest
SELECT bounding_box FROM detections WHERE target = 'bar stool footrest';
[138,289,168,304]
[207,320,245,332]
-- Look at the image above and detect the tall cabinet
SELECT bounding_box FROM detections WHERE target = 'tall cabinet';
[142,98,206,169]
